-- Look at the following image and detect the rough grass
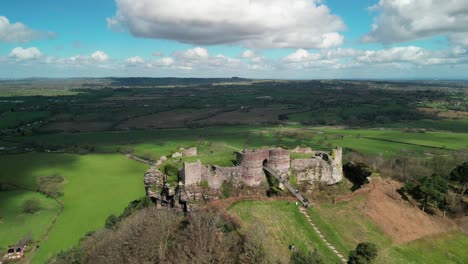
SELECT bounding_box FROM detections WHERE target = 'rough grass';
[0,153,147,263]
[0,190,60,250]
[228,200,342,263]
[310,199,468,264]
[227,199,468,264]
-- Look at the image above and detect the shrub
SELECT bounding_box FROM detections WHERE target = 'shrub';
[161,162,180,184]
[197,180,209,189]
[104,214,118,229]
[291,249,324,264]
[343,162,372,188]
[221,181,233,198]
[23,198,41,214]
[37,174,64,198]
[348,242,378,264]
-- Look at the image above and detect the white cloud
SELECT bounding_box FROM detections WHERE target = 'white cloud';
[355,46,429,64]
[241,50,257,59]
[363,0,468,45]
[0,16,53,43]
[8,47,42,60]
[126,56,145,65]
[108,0,346,49]
[151,57,175,67]
[172,47,210,60]
[91,51,110,62]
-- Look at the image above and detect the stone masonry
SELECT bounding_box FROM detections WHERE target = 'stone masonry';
[180,147,343,190]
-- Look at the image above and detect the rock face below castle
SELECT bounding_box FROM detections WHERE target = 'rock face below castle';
[180,147,343,190]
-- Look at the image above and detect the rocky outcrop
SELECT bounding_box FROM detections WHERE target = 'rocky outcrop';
[144,167,164,199]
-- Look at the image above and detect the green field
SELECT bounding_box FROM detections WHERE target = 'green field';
[228,200,468,264]
[9,125,468,161]
[0,190,61,251]
[0,111,50,129]
[0,153,147,263]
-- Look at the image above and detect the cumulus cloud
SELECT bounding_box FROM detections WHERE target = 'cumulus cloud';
[126,56,145,65]
[108,0,346,49]
[151,57,175,67]
[169,47,242,70]
[0,16,53,43]
[172,47,210,60]
[281,45,468,71]
[91,51,110,62]
[8,47,42,60]
[363,0,468,45]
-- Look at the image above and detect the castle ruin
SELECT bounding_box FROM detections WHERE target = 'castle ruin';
[144,146,343,208]
[180,146,343,189]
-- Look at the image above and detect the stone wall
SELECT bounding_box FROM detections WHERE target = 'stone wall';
[169,146,342,199]
[181,160,202,186]
[291,146,314,154]
[181,147,197,157]
[291,147,343,186]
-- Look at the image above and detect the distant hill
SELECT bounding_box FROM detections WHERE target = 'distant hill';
[109,77,250,86]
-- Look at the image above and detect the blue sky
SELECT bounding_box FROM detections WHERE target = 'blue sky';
[1,0,467,79]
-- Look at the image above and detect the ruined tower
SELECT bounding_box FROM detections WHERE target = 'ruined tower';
[236,149,270,186]
[268,148,290,177]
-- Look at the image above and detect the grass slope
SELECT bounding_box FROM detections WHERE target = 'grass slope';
[0,153,147,263]
[228,200,342,264]
[309,199,468,264]
[228,199,468,264]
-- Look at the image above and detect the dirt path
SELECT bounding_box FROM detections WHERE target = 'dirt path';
[125,154,155,165]
[223,144,242,151]
[299,207,347,263]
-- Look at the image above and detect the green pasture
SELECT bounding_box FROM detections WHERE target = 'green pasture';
[10,125,468,161]
[0,153,147,263]
[0,190,61,251]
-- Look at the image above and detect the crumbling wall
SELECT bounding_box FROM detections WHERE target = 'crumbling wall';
[291,158,330,184]
[157,146,343,201]
[292,147,314,154]
[291,147,343,186]
[181,147,197,157]
[181,160,202,186]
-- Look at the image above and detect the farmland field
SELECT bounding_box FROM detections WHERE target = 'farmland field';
[0,78,467,263]
[0,153,147,263]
